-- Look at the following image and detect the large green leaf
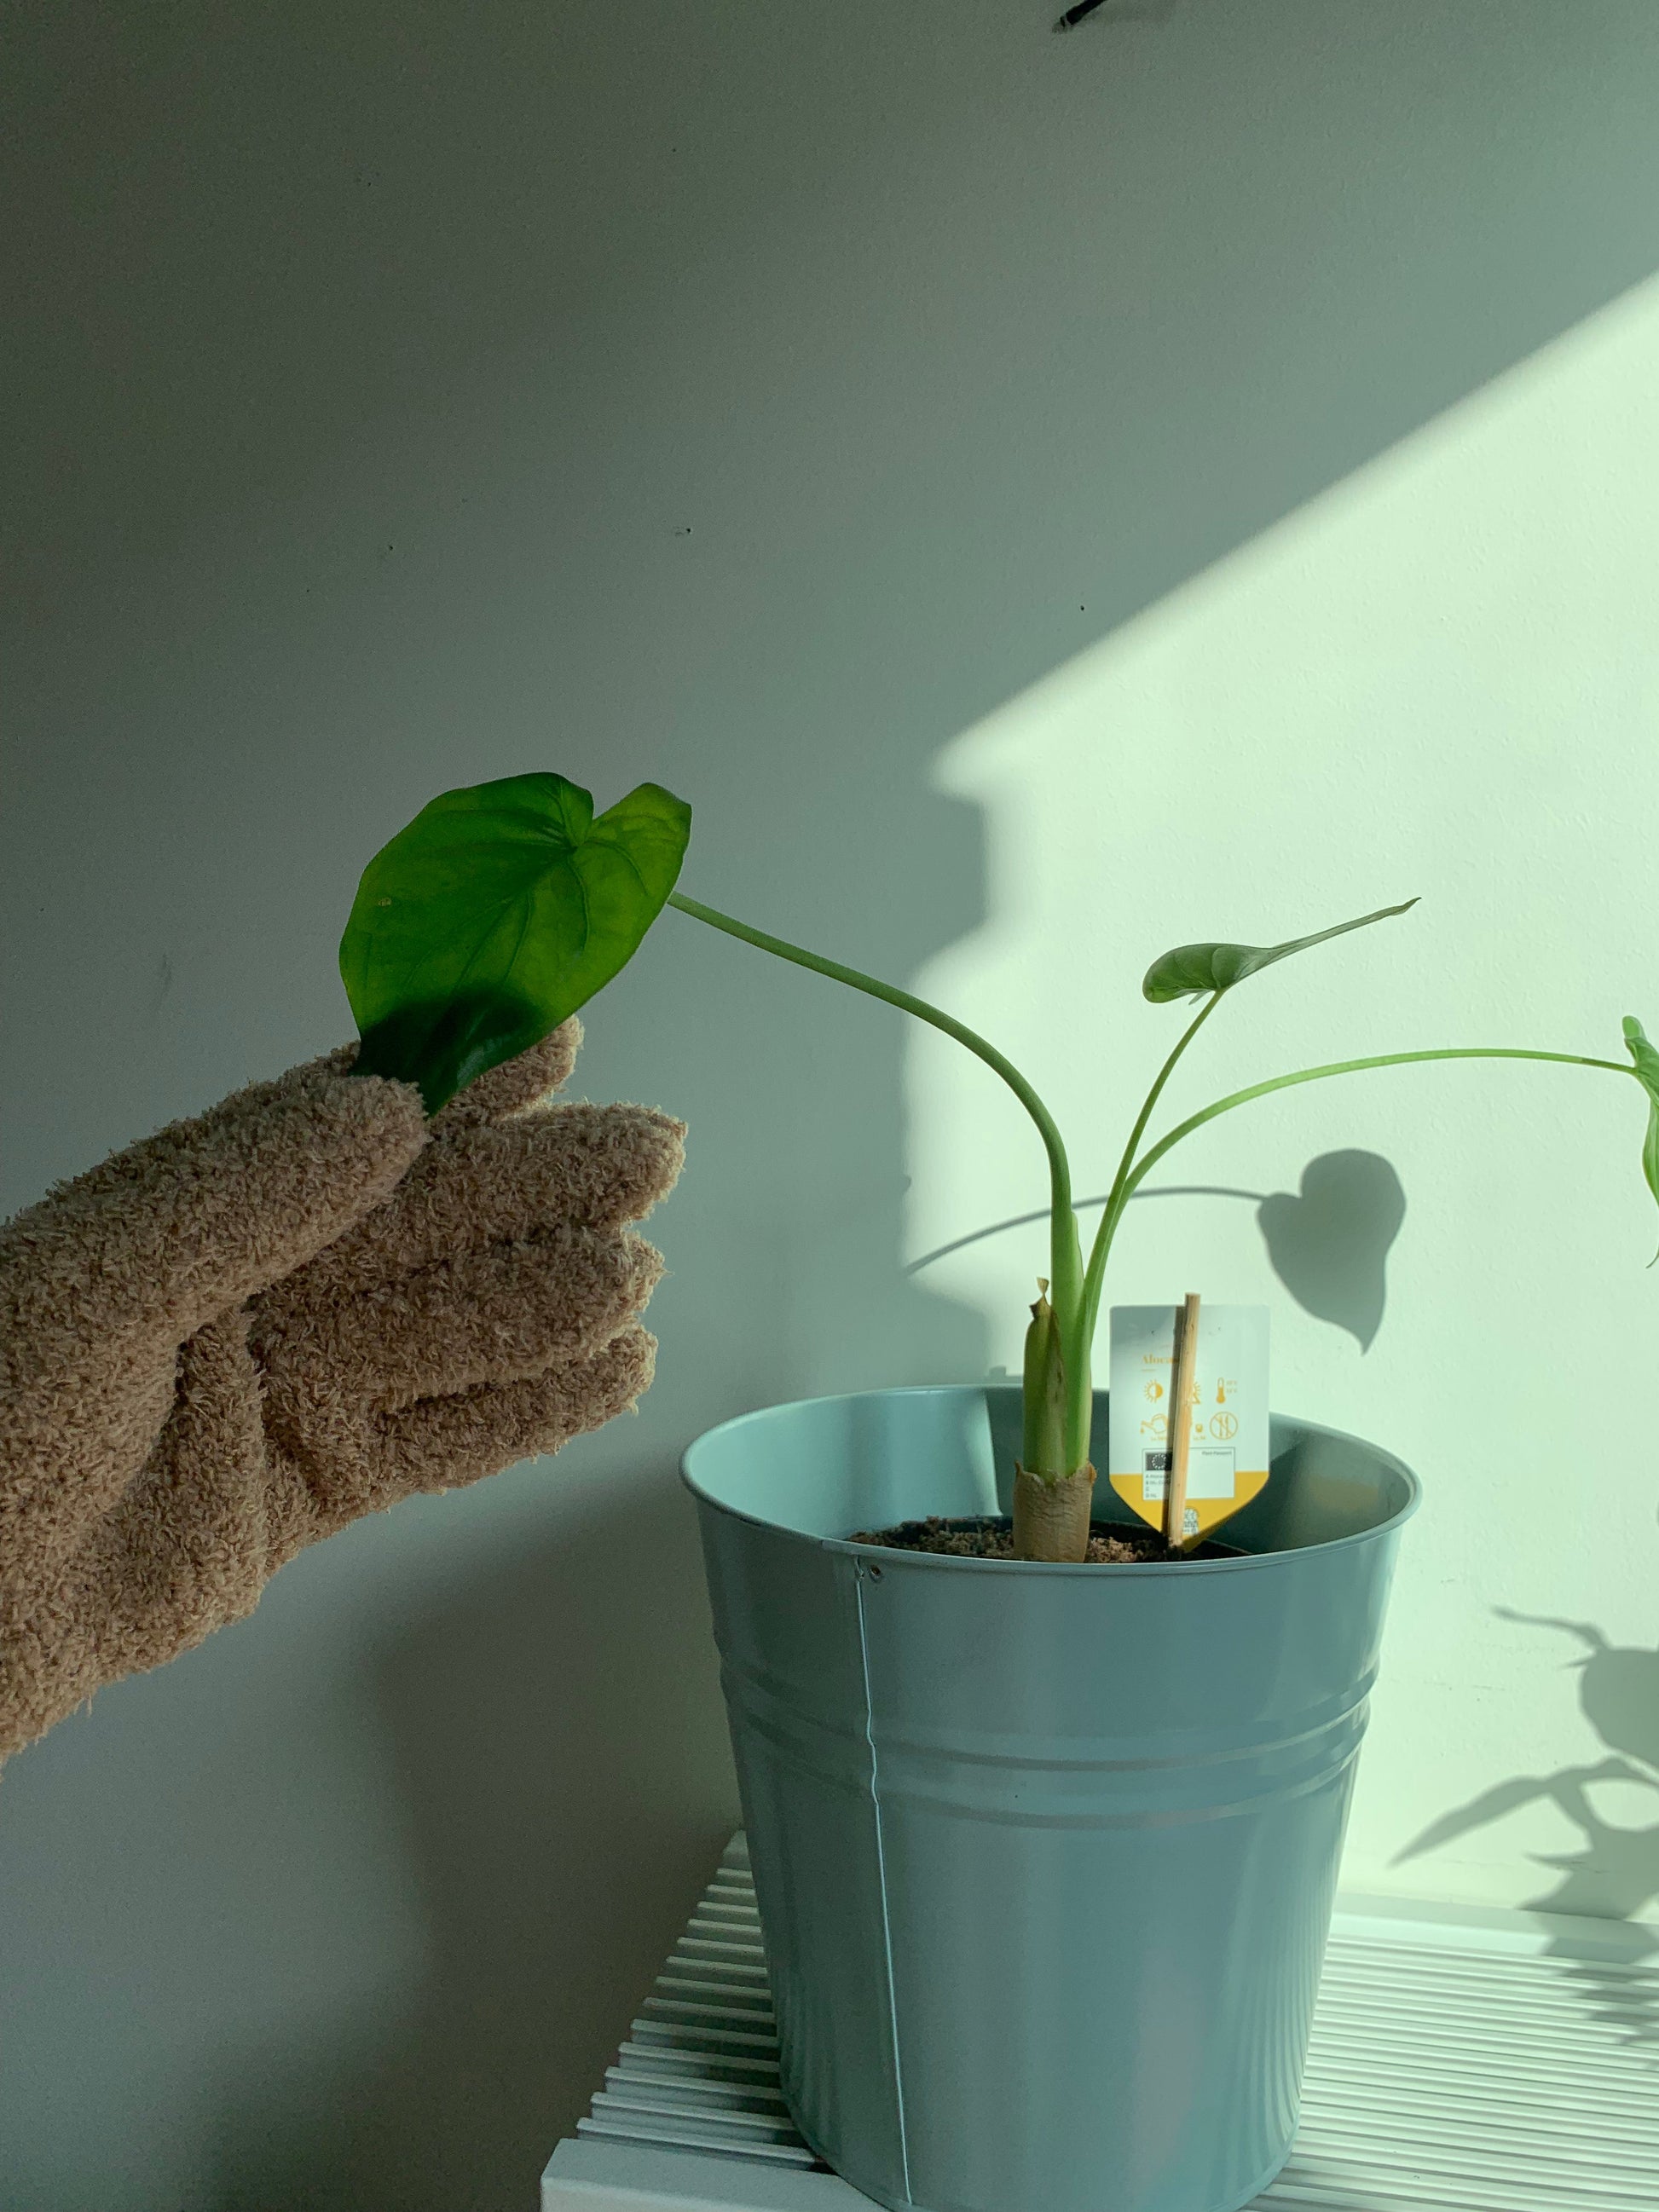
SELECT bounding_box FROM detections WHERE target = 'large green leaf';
[1142,898,1419,1004]
[340,771,691,1112]
[1622,1015,1659,1258]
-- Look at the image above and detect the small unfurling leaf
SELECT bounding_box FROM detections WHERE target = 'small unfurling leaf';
[1021,1279,1066,1478]
[1142,899,1418,1004]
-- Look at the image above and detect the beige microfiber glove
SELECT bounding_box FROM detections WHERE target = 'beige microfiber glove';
[0,1019,685,1761]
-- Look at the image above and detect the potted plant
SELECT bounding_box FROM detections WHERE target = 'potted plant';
[341,771,1656,2212]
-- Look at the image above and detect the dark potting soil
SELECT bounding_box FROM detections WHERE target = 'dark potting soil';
[849,1516,1243,1563]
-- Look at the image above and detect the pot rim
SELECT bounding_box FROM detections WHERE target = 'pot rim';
[681,1382,1420,1576]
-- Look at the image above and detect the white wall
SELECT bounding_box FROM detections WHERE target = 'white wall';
[5,3,1659,2204]
[912,277,1659,1913]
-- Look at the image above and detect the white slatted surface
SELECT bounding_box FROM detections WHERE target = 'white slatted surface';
[543,1839,1659,2212]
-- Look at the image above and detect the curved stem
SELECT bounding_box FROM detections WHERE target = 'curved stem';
[1079,993,1222,1355]
[1120,1045,1635,1209]
[668,890,1088,1451]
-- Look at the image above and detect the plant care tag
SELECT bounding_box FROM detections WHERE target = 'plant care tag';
[1107,1305,1270,1542]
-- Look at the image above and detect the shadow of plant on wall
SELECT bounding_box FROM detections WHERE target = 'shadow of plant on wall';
[910,1148,1406,1354]
[1395,1609,1659,2051]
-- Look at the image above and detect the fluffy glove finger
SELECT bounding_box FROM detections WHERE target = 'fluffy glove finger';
[276,1017,581,1135]
[291,1104,686,1300]
[253,1225,665,1416]
[368,1325,658,1499]
[428,1019,583,1129]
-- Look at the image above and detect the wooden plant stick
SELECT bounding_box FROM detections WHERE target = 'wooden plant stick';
[1165,1292,1201,1551]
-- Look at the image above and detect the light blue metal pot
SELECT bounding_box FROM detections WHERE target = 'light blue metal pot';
[683,1384,1419,2212]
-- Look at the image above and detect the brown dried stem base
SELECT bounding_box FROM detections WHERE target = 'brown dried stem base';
[1012,1464,1096,1562]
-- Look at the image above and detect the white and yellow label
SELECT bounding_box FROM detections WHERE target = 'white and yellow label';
[1107,1304,1269,1540]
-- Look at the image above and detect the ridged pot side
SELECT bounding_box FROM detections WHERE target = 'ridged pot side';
[685,1386,1419,2212]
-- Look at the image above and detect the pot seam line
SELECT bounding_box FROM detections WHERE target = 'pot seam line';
[856,1567,915,2207]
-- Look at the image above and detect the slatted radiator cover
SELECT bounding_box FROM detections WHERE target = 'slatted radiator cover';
[542,1837,1659,2212]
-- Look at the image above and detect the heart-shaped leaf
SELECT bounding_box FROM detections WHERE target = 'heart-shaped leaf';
[1142,898,1419,1004]
[341,771,691,1112]
[1622,1015,1659,1258]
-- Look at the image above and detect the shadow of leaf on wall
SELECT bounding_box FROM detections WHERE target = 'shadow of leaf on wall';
[1255,1150,1405,1352]
[1395,1608,1659,2051]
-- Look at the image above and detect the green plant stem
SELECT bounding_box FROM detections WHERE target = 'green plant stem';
[1119,1045,1636,1212]
[668,891,1091,1464]
[1079,993,1222,1357]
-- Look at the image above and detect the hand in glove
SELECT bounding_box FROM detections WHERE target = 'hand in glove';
[0,1020,684,1761]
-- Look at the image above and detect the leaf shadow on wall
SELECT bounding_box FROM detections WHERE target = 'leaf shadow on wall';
[1255,1150,1406,1354]
[1395,1609,1659,2052]
[911,1148,1407,1355]
[207,1463,739,2212]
